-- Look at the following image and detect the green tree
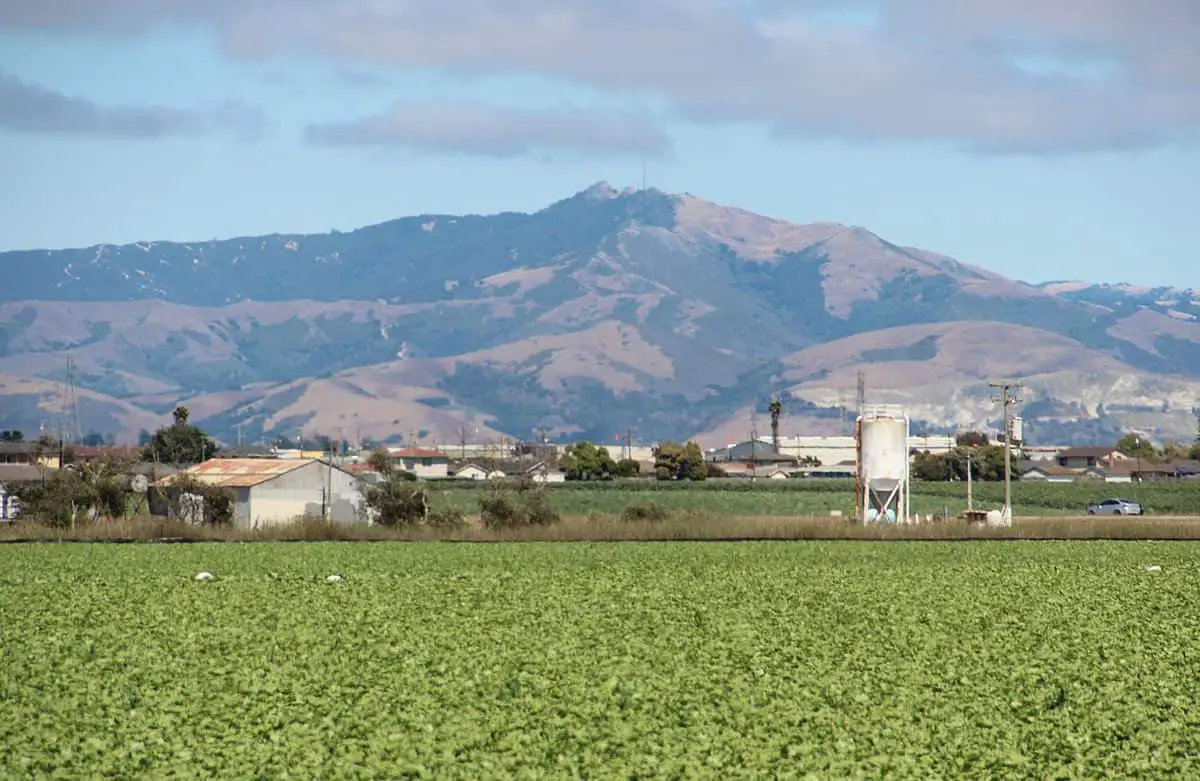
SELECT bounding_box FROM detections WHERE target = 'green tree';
[559,440,615,481]
[363,476,429,527]
[1116,433,1158,462]
[955,431,989,448]
[653,441,707,481]
[367,447,395,476]
[0,430,23,442]
[768,398,783,451]
[163,473,234,526]
[613,458,641,478]
[142,406,219,465]
[912,446,1018,482]
[11,457,137,527]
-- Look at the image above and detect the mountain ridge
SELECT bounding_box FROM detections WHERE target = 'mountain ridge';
[2,183,1199,447]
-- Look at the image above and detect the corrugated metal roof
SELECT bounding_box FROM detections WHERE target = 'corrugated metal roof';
[154,458,314,488]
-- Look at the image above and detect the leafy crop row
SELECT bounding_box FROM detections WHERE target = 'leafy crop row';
[428,479,1200,516]
[2,542,1199,777]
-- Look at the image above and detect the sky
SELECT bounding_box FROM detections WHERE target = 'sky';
[0,0,1197,288]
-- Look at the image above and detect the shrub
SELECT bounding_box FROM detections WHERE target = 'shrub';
[364,476,429,527]
[168,474,235,526]
[621,502,670,523]
[478,480,560,529]
[426,507,467,530]
[614,459,641,478]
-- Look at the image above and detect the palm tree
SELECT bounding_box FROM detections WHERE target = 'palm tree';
[768,397,783,452]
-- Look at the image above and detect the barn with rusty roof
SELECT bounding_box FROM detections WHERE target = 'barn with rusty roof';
[152,458,366,528]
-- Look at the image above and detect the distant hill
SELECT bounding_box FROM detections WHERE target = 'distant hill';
[3,182,1199,448]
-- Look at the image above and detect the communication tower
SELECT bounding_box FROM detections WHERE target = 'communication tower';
[855,404,911,525]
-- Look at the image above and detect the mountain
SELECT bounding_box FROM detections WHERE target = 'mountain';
[3,182,1199,448]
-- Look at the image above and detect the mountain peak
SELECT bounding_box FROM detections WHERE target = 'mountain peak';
[578,181,621,201]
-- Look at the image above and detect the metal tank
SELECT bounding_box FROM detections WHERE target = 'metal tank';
[855,404,911,524]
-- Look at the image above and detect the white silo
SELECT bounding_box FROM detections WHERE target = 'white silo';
[855,404,911,525]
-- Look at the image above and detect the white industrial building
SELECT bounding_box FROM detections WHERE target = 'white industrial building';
[153,458,367,528]
[768,433,955,466]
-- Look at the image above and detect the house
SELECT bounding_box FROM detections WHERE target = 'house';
[1021,463,1089,483]
[524,460,566,483]
[152,458,367,528]
[0,464,42,521]
[795,460,857,479]
[450,459,564,482]
[71,445,142,464]
[1173,460,1200,479]
[707,441,798,466]
[1056,447,1124,469]
[1021,445,1068,463]
[725,464,795,480]
[0,442,59,469]
[450,463,495,480]
[388,448,451,479]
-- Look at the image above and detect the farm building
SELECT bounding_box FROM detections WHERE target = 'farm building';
[0,464,42,521]
[152,458,366,528]
[387,448,451,479]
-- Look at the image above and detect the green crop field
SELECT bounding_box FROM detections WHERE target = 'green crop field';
[428,479,1200,518]
[3,541,1200,778]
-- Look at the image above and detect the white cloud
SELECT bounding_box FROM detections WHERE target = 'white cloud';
[3,0,1197,153]
[305,101,671,157]
[0,71,263,139]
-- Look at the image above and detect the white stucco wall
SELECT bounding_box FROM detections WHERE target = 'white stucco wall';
[239,461,367,529]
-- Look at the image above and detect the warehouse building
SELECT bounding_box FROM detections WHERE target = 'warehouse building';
[152,458,366,528]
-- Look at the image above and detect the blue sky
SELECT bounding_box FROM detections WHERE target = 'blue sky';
[0,0,1196,288]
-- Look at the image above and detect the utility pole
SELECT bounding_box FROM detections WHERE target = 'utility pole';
[325,436,333,522]
[622,427,636,461]
[966,446,974,512]
[989,381,1021,524]
[856,370,866,419]
[749,413,759,484]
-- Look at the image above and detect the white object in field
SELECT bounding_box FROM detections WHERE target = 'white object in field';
[857,404,911,525]
[326,574,344,583]
[986,507,1012,527]
[194,571,214,582]
[1145,565,1162,573]
[130,474,149,493]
